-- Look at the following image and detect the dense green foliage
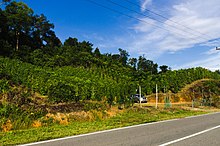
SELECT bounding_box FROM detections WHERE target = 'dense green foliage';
[0,1,220,104]
[0,57,136,104]
[187,80,220,107]
[0,79,9,94]
[150,68,220,93]
[1,57,219,104]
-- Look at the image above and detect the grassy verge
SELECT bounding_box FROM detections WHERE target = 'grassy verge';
[0,107,210,145]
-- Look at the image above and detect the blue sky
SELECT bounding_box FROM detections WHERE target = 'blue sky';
[21,0,220,71]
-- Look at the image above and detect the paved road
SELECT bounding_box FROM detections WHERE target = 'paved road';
[22,112,220,146]
[170,127,220,146]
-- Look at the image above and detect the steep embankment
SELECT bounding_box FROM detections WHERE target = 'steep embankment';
[179,79,213,94]
[177,79,220,105]
[0,78,113,132]
[147,79,220,104]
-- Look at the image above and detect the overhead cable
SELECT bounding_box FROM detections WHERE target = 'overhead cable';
[86,0,206,43]
[122,0,213,40]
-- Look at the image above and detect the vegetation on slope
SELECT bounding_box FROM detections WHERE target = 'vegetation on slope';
[1,1,220,102]
[1,58,220,134]
[1,57,220,104]
[178,79,220,107]
[1,1,220,144]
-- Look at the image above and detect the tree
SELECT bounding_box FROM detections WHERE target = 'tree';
[64,38,93,53]
[137,56,147,71]
[44,30,61,48]
[94,47,101,58]
[148,60,158,74]
[0,8,12,56]
[112,54,120,61]
[32,14,61,49]
[79,41,93,53]
[159,65,169,73]
[64,37,78,47]
[5,1,34,50]
[215,70,220,74]
[128,58,137,70]
[118,48,129,66]
[137,56,158,74]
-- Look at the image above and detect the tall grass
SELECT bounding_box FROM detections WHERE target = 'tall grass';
[0,107,208,145]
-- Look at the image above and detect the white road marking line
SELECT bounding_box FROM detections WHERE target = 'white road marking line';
[19,119,180,146]
[159,125,220,146]
[19,112,220,146]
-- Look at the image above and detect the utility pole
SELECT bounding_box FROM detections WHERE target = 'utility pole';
[156,84,158,109]
[192,89,195,108]
[139,85,142,107]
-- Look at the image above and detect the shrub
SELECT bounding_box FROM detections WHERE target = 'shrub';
[0,103,46,131]
[0,79,10,94]
[48,82,76,102]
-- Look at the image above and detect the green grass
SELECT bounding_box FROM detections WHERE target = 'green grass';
[0,107,209,145]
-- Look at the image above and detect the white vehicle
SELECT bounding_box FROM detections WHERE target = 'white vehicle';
[130,94,147,103]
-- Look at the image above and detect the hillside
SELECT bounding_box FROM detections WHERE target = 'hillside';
[1,1,220,106]
[1,65,220,132]
[0,78,112,132]
[178,79,220,107]
[1,0,220,135]
[147,79,220,107]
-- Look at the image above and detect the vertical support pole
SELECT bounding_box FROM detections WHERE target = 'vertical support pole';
[139,85,141,107]
[16,31,20,51]
[156,84,158,109]
[192,89,195,108]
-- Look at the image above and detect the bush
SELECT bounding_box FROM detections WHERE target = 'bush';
[0,103,45,131]
[48,82,76,102]
[211,96,220,108]
[0,79,10,94]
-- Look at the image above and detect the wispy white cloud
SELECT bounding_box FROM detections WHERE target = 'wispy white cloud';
[89,0,220,70]
[177,53,220,71]
[140,0,152,12]
[203,47,219,55]
[201,39,220,48]
[136,1,220,49]
[125,0,220,69]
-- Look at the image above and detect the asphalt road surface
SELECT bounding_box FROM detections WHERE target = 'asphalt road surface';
[21,112,220,146]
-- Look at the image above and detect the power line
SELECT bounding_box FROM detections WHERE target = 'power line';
[106,0,209,42]
[122,0,213,40]
[85,0,175,34]
[86,0,205,42]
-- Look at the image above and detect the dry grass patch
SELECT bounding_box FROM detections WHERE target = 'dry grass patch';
[1,120,12,132]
